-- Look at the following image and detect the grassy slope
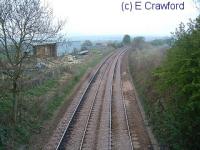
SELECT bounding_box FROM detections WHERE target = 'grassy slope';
[0,48,114,149]
[128,44,167,146]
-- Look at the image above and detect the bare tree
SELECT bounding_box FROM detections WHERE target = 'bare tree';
[0,0,64,124]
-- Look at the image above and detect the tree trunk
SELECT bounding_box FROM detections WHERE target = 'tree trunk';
[12,80,18,124]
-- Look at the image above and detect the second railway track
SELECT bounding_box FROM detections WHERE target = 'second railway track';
[46,47,147,150]
[111,51,134,150]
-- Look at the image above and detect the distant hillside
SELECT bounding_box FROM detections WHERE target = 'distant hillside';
[69,35,170,42]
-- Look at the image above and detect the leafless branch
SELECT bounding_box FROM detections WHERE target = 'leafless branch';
[0,0,65,124]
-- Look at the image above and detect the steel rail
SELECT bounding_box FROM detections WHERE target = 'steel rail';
[109,49,128,150]
[78,53,115,150]
[79,50,125,150]
[119,50,134,150]
[55,50,118,150]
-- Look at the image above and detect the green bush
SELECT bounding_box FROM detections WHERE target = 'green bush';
[128,16,200,149]
[154,16,200,149]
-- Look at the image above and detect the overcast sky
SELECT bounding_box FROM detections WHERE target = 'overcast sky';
[47,0,199,37]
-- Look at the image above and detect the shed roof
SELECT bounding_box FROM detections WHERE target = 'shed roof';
[32,41,56,46]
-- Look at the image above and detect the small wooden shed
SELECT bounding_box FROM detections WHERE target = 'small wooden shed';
[33,42,57,58]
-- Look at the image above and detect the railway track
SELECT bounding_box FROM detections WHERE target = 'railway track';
[111,51,134,150]
[55,51,119,150]
[46,47,151,150]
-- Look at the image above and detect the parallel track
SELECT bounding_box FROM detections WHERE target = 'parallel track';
[56,48,134,150]
[119,52,134,149]
[111,51,134,150]
[56,50,120,149]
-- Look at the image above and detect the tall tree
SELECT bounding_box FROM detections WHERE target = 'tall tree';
[132,36,145,50]
[81,40,93,50]
[0,0,64,124]
[154,16,200,149]
[122,34,131,45]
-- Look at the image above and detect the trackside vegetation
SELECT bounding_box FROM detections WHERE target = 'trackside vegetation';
[154,16,200,149]
[0,48,114,149]
[129,16,200,149]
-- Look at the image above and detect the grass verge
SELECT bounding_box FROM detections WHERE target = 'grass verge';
[0,48,115,149]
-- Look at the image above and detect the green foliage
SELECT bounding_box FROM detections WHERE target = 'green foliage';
[150,38,172,46]
[153,16,200,149]
[0,46,114,148]
[81,40,93,50]
[133,36,144,42]
[122,34,131,45]
[25,80,57,97]
[128,16,200,149]
[132,36,145,50]
[107,41,123,49]
[82,40,93,47]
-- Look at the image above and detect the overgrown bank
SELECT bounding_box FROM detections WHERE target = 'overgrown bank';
[128,16,200,150]
[0,48,114,149]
